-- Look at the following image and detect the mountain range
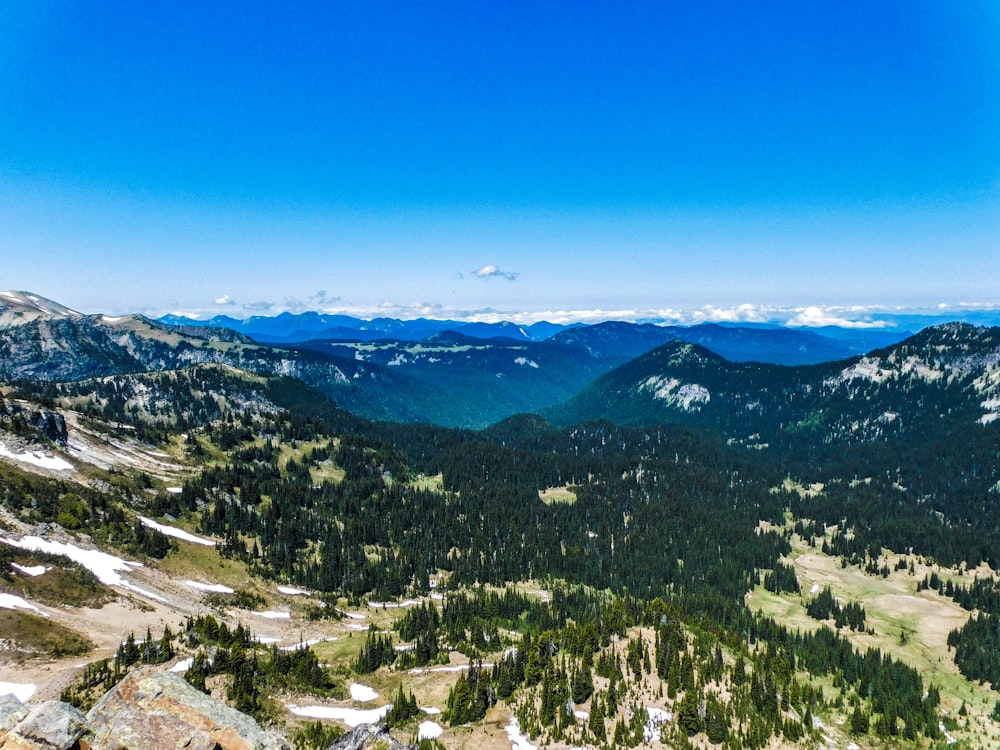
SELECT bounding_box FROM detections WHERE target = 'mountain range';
[4,289,1000,748]
[7,290,1000,433]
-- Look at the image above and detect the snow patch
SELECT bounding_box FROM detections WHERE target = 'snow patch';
[369,599,423,608]
[811,583,820,594]
[11,563,47,577]
[277,585,309,595]
[286,704,392,727]
[0,592,45,616]
[504,717,538,750]
[421,707,442,715]
[337,609,367,619]
[184,580,234,594]
[0,443,73,471]
[0,682,37,702]
[140,516,216,546]
[0,535,164,601]
[419,721,444,739]
[644,707,672,743]
[169,657,193,673]
[514,357,539,369]
[350,683,379,702]
[165,486,183,494]
[279,638,336,652]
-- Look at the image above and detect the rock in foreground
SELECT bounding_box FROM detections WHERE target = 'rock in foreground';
[0,668,292,750]
[85,669,290,750]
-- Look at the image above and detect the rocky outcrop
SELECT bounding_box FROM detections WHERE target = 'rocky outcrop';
[0,669,290,750]
[325,723,417,750]
[0,699,87,750]
[0,695,27,733]
[86,669,289,750]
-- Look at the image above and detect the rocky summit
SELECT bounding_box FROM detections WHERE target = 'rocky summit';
[0,669,290,750]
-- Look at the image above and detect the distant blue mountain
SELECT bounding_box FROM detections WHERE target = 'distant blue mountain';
[157,311,915,366]
[157,312,570,343]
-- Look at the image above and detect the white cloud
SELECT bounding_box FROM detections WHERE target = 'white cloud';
[784,305,889,329]
[214,294,235,305]
[472,264,519,281]
[686,304,777,325]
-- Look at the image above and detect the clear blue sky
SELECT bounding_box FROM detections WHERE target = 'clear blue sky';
[2,1,998,325]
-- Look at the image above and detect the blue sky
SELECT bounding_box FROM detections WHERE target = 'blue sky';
[2,1,998,325]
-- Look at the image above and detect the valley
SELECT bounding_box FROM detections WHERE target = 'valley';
[1,291,999,749]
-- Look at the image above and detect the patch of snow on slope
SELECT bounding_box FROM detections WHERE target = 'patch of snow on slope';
[514,357,539,368]
[184,580,234,594]
[140,516,215,546]
[0,443,73,471]
[369,599,423,608]
[0,682,37,702]
[169,657,193,673]
[279,638,337,652]
[11,563,47,577]
[337,609,366,619]
[640,377,710,410]
[278,585,309,595]
[0,536,164,601]
[286,704,392,727]
[0,592,45,615]
[504,718,538,750]
[350,683,378,702]
[644,707,672,742]
[419,721,444,739]
[254,610,291,619]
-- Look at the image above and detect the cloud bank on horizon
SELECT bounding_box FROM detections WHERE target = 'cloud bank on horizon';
[160,296,1000,330]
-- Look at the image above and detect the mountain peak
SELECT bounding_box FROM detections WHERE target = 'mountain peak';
[0,290,83,328]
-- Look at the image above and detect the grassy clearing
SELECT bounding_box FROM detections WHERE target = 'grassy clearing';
[538,485,578,505]
[408,474,444,492]
[156,542,256,592]
[749,527,1000,748]
[6,559,114,609]
[0,610,93,659]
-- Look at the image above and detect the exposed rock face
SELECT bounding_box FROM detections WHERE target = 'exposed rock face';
[0,699,87,750]
[0,695,27,733]
[325,723,417,750]
[85,670,290,750]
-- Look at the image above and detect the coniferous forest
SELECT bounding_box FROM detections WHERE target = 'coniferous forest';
[3,326,1000,748]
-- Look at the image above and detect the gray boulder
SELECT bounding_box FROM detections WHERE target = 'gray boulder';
[325,723,418,750]
[6,699,88,749]
[0,694,27,733]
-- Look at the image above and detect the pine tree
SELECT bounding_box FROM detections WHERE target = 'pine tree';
[588,695,605,739]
